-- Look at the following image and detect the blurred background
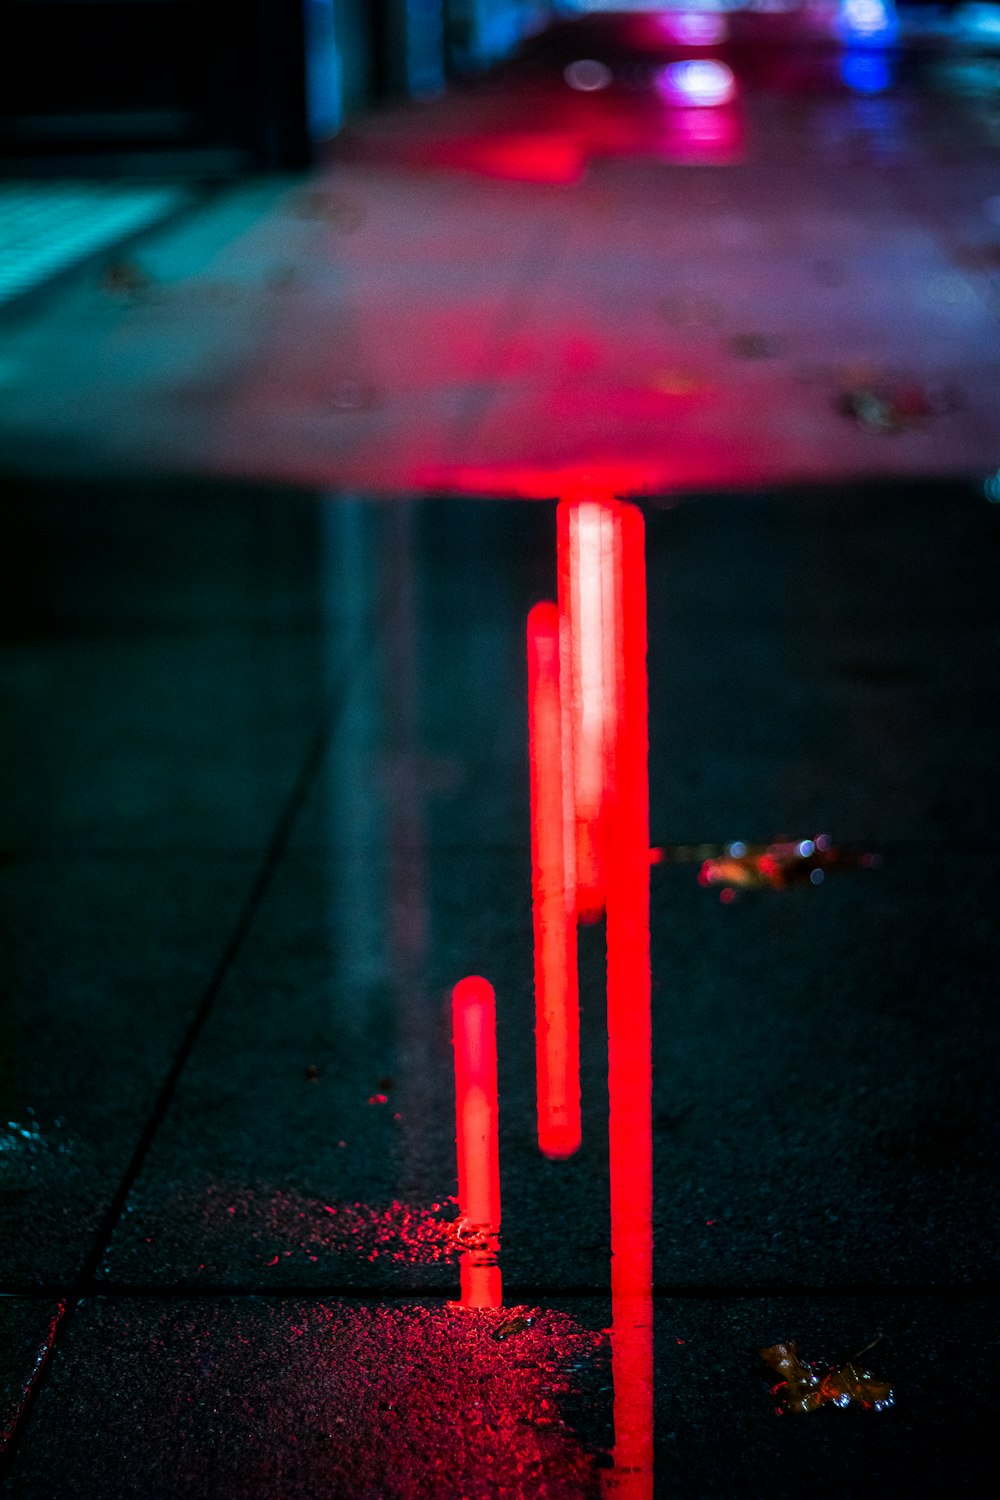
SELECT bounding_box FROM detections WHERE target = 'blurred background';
[3,3,999,174]
[3,0,1000,493]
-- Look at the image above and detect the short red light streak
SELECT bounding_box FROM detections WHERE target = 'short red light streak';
[451,976,502,1309]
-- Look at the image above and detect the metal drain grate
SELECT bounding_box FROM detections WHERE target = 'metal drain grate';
[0,183,187,305]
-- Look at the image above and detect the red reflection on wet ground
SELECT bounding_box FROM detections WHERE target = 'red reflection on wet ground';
[414,463,667,502]
[158,1186,461,1273]
[535,495,654,1487]
[343,78,745,179]
[423,133,587,184]
[240,1301,609,1496]
[604,502,654,1497]
[527,602,581,1159]
[558,495,622,921]
[451,977,502,1309]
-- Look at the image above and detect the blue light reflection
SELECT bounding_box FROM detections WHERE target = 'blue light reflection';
[841,49,894,95]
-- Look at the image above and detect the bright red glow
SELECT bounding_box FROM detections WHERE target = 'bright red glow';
[335,72,746,188]
[605,501,654,1495]
[527,602,581,1159]
[451,976,502,1309]
[458,1255,504,1310]
[428,133,587,184]
[452,976,501,1230]
[524,495,654,1478]
[558,495,623,921]
[411,462,667,502]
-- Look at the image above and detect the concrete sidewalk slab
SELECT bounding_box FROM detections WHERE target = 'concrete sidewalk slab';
[0,480,384,1286]
[0,855,260,1285]
[6,1293,996,1496]
[0,479,347,856]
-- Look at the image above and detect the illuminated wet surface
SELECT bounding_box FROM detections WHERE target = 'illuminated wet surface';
[2,470,999,1493]
[2,13,1000,496]
[3,8,1000,1492]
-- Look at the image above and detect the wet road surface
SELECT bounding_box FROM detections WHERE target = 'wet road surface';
[2,473,998,1493]
[2,7,1000,1495]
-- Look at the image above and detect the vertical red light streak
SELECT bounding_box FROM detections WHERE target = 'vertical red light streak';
[527,603,582,1159]
[451,976,502,1309]
[542,495,654,1481]
[558,496,620,922]
[556,504,579,924]
[605,501,654,1497]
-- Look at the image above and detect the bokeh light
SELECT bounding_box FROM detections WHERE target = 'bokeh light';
[836,0,900,45]
[841,49,894,95]
[564,59,613,92]
[656,59,737,107]
[658,12,729,46]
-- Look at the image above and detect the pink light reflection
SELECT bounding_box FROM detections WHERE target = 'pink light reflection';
[657,12,729,47]
[665,103,742,160]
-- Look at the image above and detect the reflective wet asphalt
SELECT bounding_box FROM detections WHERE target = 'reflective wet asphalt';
[2,472,998,1494]
[2,8,1000,1496]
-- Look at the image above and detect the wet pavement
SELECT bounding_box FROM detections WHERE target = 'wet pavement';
[2,471,999,1494]
[3,8,1000,1495]
[5,1295,998,1497]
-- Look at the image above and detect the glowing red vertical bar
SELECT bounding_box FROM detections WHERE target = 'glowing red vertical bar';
[527,602,581,1159]
[556,502,579,925]
[605,501,654,1496]
[452,976,502,1309]
[558,496,618,922]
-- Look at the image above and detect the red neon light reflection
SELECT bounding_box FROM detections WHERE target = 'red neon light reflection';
[558,496,622,921]
[451,976,502,1309]
[527,496,653,1482]
[527,603,581,1159]
[605,502,654,1496]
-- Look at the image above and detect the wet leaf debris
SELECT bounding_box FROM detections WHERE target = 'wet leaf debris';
[693,836,880,900]
[761,1341,894,1415]
[493,1313,538,1343]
